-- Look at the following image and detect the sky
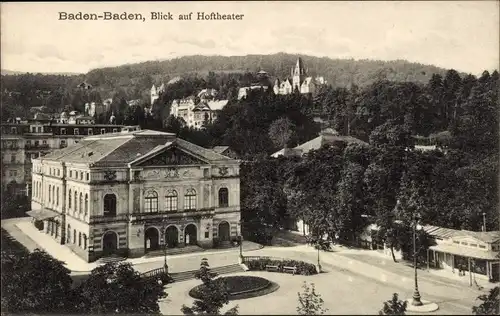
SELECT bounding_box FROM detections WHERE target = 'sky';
[1,1,499,75]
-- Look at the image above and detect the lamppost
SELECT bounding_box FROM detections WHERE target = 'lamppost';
[160,218,169,274]
[411,212,423,306]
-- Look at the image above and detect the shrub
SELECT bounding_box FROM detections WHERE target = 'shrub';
[244,257,317,275]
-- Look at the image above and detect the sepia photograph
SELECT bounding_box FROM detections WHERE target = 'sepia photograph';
[0,1,499,315]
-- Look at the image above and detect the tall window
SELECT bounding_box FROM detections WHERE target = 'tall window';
[103,194,117,217]
[48,185,52,203]
[218,188,229,207]
[84,194,88,217]
[184,188,197,210]
[74,191,78,214]
[79,193,83,214]
[67,225,71,243]
[78,232,82,247]
[73,229,76,244]
[68,189,72,209]
[56,187,59,206]
[144,190,159,213]
[83,234,87,249]
[165,190,178,212]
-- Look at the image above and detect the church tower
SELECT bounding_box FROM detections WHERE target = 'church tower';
[291,57,306,92]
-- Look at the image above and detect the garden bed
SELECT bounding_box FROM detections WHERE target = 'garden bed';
[189,276,278,301]
[244,257,317,275]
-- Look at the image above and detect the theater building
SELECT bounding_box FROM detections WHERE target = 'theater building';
[28,128,241,262]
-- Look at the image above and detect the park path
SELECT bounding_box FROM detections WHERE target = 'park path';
[1,216,492,310]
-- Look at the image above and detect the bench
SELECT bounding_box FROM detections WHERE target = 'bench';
[283,266,297,275]
[265,265,279,272]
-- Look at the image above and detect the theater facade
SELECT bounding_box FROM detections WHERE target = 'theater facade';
[28,128,241,262]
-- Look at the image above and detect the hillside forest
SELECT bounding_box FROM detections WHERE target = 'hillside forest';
[1,55,498,255]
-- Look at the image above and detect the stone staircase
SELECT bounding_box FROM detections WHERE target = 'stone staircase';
[145,245,205,258]
[97,254,126,264]
[170,264,245,283]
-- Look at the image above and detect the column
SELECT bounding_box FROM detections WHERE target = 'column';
[486,261,490,280]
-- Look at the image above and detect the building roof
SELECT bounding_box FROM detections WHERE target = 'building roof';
[38,129,235,167]
[271,130,367,158]
[424,225,500,244]
[207,100,229,111]
[212,146,229,154]
[423,225,466,240]
[429,244,499,260]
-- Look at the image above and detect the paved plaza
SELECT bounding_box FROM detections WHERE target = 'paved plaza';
[2,217,488,314]
[160,268,471,315]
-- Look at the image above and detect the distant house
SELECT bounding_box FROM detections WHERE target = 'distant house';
[198,88,218,100]
[150,84,165,105]
[238,85,269,100]
[271,128,368,158]
[211,146,239,159]
[171,95,228,129]
[273,58,327,95]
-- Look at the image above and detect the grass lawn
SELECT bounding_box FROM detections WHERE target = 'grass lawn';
[189,275,273,300]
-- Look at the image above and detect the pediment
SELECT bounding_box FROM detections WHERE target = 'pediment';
[136,146,208,167]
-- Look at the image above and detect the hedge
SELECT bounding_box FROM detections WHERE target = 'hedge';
[244,257,317,275]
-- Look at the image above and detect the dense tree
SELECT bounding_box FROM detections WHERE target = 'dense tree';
[181,259,238,315]
[76,262,167,314]
[268,117,295,149]
[379,293,407,315]
[1,249,75,314]
[472,286,499,315]
[296,282,328,315]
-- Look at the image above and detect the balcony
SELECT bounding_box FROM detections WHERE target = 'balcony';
[89,214,129,224]
[130,208,216,222]
[25,144,50,150]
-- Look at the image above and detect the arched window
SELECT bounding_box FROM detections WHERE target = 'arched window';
[79,192,83,214]
[48,185,52,203]
[68,190,72,209]
[165,190,178,212]
[218,187,229,207]
[103,194,117,217]
[84,194,88,216]
[56,187,59,206]
[78,232,82,247]
[144,190,158,213]
[83,234,87,249]
[74,191,78,214]
[67,224,71,243]
[184,188,197,210]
